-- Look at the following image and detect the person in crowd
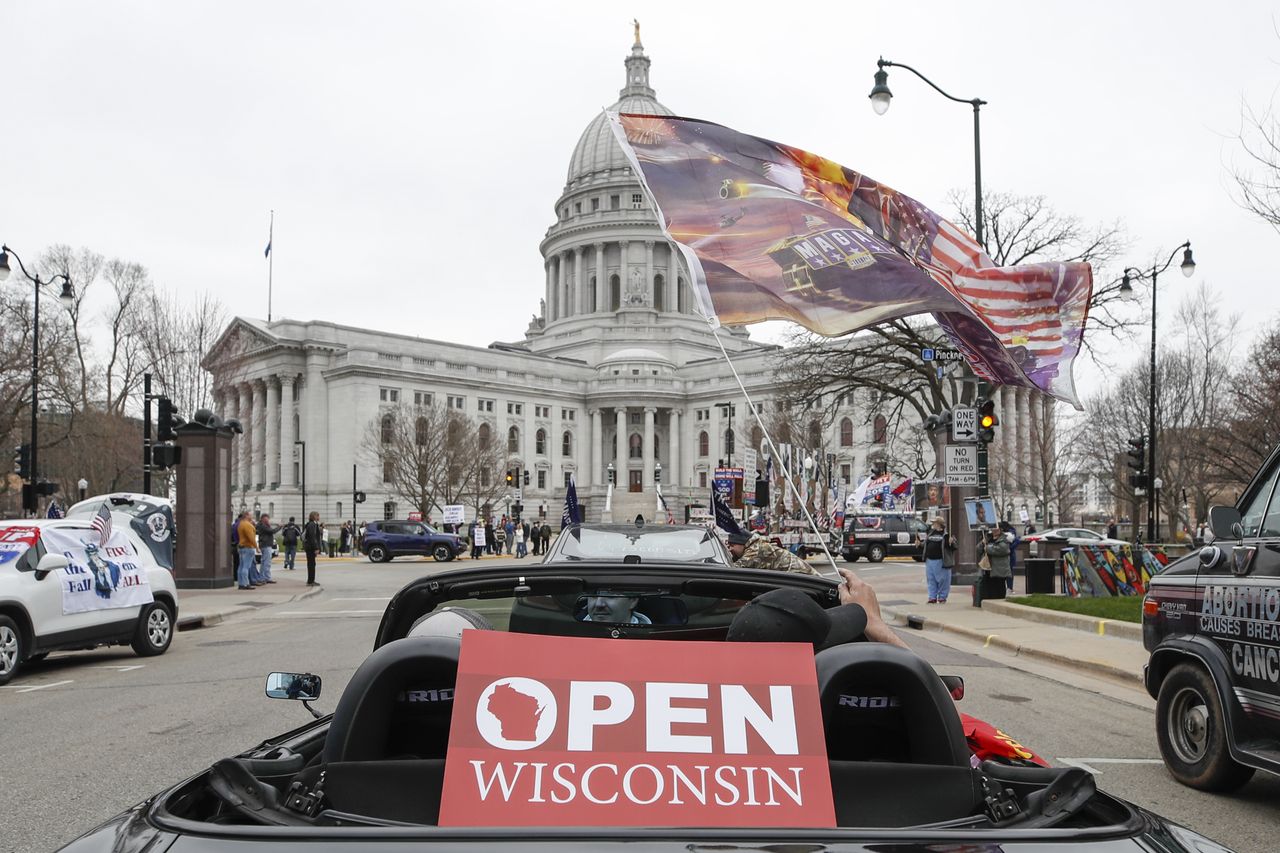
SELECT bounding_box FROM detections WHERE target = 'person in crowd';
[280,517,301,570]
[320,522,330,557]
[302,511,323,586]
[494,522,506,555]
[1106,517,1118,540]
[256,514,280,584]
[236,510,258,590]
[514,521,527,558]
[922,517,956,604]
[469,519,485,560]
[724,530,819,575]
[339,521,352,555]
[357,520,367,550]
[999,520,1021,591]
[504,517,515,554]
[484,518,497,555]
[540,521,552,554]
[982,527,1011,601]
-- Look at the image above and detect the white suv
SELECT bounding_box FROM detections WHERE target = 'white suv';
[0,515,179,685]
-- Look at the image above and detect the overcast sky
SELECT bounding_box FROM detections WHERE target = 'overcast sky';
[3,1,1278,385]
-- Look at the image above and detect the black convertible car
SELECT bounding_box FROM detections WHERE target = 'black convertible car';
[61,560,1232,851]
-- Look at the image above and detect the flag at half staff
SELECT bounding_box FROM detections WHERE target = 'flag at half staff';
[561,476,581,527]
[609,113,1093,407]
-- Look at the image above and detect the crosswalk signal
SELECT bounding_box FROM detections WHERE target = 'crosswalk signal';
[1126,435,1148,489]
[977,398,999,443]
[13,444,30,480]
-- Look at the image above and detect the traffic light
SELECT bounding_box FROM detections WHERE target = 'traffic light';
[157,397,183,442]
[523,470,530,486]
[151,444,182,469]
[977,398,999,443]
[1126,435,1148,489]
[12,444,29,480]
[506,469,514,486]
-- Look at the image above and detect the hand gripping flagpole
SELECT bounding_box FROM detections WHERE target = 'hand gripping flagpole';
[706,319,841,579]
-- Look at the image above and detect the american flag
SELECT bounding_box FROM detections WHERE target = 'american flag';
[45,501,63,519]
[91,503,112,544]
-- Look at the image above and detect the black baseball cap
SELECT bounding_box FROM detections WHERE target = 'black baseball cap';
[726,588,867,650]
[725,530,751,546]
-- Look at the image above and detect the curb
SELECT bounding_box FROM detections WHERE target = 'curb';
[983,599,1143,642]
[177,583,324,632]
[885,605,1143,686]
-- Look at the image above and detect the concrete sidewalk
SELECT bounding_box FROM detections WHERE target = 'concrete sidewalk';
[864,567,1149,686]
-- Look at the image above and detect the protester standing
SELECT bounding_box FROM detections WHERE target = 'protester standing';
[281,517,301,570]
[236,510,258,590]
[514,522,526,558]
[340,521,352,555]
[484,519,496,555]
[922,517,956,604]
[504,518,515,555]
[302,512,322,586]
[540,521,552,554]
[982,528,1011,601]
[256,514,280,584]
[999,520,1020,591]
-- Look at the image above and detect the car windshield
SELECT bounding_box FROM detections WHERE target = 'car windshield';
[548,525,727,563]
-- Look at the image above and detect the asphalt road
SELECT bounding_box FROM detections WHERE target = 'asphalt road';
[1,556,1276,852]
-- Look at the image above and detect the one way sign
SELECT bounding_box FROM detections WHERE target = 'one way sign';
[950,406,977,443]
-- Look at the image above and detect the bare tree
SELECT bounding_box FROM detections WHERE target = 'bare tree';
[141,289,226,417]
[1220,318,1280,484]
[1230,99,1280,234]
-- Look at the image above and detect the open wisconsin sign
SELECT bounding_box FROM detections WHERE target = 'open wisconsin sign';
[438,631,835,827]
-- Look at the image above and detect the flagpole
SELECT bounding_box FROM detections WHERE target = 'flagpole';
[267,210,274,322]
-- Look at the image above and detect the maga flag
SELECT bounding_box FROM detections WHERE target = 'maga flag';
[561,476,581,528]
[609,114,1092,407]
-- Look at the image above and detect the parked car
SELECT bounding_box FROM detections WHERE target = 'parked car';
[64,561,1230,850]
[1024,527,1127,556]
[360,520,464,563]
[0,515,179,686]
[839,513,926,562]
[1143,440,1280,792]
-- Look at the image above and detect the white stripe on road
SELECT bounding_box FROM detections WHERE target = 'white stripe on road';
[97,664,145,672]
[1057,758,1164,774]
[0,679,75,693]
[278,610,382,616]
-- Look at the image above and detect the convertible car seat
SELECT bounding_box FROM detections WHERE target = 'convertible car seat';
[815,644,982,827]
[320,636,462,823]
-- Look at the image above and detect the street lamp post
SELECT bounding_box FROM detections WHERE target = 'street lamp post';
[294,440,307,524]
[1119,242,1196,542]
[0,245,75,513]
[78,478,88,503]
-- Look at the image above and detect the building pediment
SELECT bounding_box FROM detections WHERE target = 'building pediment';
[202,318,286,373]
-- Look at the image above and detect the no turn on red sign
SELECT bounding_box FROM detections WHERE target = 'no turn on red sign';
[438,631,835,828]
[944,445,979,486]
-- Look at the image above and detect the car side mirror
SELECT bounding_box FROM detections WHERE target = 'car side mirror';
[940,674,964,700]
[1208,505,1244,541]
[34,552,70,580]
[266,672,322,701]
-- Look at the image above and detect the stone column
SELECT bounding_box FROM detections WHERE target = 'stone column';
[280,375,296,488]
[644,240,655,307]
[573,246,585,315]
[1000,386,1015,458]
[643,407,656,489]
[265,378,280,488]
[669,408,682,488]
[1016,388,1031,489]
[252,380,267,487]
[545,258,555,321]
[590,409,603,486]
[558,252,569,318]
[238,383,252,490]
[303,352,329,506]
[614,407,627,485]
[620,241,630,304]
[594,242,606,313]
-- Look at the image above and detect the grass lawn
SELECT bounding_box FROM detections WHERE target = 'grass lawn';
[1008,594,1144,623]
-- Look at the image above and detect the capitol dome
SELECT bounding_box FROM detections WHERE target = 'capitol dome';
[565,29,672,187]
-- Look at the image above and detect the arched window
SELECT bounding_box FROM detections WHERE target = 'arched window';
[629,433,642,459]
[507,425,519,453]
[562,431,573,457]
[415,417,429,447]
[653,274,665,311]
[724,428,735,456]
[380,414,394,445]
[478,423,491,451]
[698,430,709,457]
[589,276,597,312]
[610,274,621,311]
[808,420,822,448]
[536,428,547,455]
[873,414,888,445]
[840,417,853,447]
[653,432,660,459]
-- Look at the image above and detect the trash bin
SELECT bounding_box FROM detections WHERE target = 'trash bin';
[1025,558,1057,594]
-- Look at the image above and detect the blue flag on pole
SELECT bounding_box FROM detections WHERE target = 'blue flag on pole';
[561,476,581,527]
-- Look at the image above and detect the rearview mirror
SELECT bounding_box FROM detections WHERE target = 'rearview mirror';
[1208,505,1244,541]
[940,674,964,701]
[266,672,322,701]
[34,552,70,580]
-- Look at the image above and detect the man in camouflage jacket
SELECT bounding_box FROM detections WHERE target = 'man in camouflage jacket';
[726,530,819,576]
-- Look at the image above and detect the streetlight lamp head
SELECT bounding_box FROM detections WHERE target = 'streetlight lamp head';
[0,249,10,282]
[869,68,892,115]
[58,278,75,309]
[1119,271,1136,301]
[1180,246,1196,278]
[78,478,88,491]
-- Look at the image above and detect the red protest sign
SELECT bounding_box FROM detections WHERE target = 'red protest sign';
[438,631,834,827]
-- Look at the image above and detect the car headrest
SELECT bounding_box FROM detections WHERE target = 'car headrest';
[815,643,969,767]
[323,636,461,764]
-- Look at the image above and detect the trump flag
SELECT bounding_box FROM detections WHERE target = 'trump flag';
[609,113,1093,406]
